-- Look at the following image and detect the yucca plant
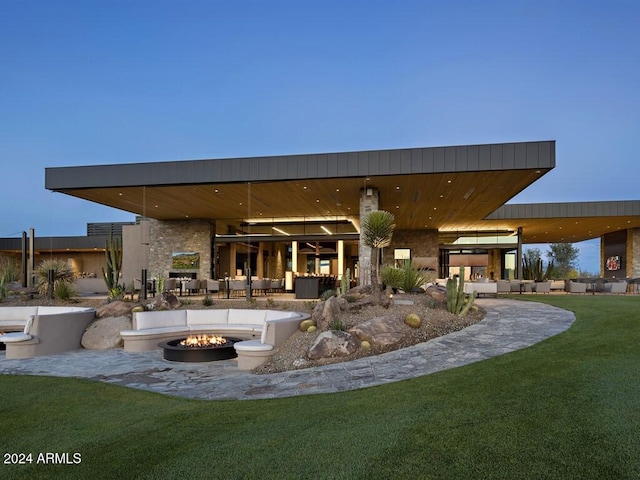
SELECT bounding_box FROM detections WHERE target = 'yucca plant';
[35,259,75,298]
[399,260,431,293]
[361,210,395,296]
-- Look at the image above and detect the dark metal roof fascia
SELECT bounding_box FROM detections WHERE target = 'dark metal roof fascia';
[45,140,555,190]
[0,235,114,251]
[486,200,640,219]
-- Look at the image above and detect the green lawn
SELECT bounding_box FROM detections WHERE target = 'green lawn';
[1,296,639,479]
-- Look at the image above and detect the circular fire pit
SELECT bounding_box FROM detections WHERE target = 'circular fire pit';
[159,335,241,363]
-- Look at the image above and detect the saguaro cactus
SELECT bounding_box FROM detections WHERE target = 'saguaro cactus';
[446,266,476,317]
[102,234,123,298]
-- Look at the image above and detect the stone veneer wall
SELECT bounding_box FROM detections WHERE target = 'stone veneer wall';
[628,228,640,278]
[148,219,213,280]
[383,229,439,271]
[358,187,379,285]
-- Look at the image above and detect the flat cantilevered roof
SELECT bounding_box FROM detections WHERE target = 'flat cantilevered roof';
[45,141,555,234]
[484,200,640,243]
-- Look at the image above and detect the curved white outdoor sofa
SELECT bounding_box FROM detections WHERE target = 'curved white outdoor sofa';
[0,306,96,360]
[120,309,310,370]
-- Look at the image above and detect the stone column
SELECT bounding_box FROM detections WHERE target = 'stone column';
[516,227,523,279]
[337,240,344,277]
[358,187,379,285]
[257,242,264,278]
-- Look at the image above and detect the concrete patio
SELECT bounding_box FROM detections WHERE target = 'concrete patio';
[0,298,575,401]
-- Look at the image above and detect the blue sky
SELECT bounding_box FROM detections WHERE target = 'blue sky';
[1,1,639,273]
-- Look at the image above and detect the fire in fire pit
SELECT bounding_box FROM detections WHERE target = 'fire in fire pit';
[180,334,227,348]
[159,336,240,362]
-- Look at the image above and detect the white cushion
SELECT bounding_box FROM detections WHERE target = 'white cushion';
[224,324,263,333]
[36,306,90,315]
[227,309,267,325]
[187,309,229,326]
[0,332,32,343]
[23,315,34,334]
[135,310,187,330]
[234,339,273,352]
[264,310,299,321]
[260,321,270,344]
[0,307,38,322]
[120,326,188,337]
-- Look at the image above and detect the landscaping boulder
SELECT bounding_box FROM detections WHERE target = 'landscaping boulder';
[146,292,181,310]
[315,296,342,331]
[82,316,132,350]
[96,301,141,319]
[308,330,359,360]
[425,285,447,305]
[350,316,411,347]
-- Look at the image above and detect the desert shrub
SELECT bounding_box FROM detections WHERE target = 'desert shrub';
[328,317,347,331]
[35,259,75,298]
[202,294,213,306]
[320,289,337,301]
[380,265,404,290]
[54,281,77,301]
[0,257,20,301]
[343,294,357,303]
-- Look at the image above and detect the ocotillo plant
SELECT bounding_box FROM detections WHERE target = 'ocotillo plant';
[446,266,476,317]
[102,234,123,298]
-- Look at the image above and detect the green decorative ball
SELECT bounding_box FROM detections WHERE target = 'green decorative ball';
[361,340,371,349]
[405,313,422,329]
[300,319,315,332]
[307,325,317,333]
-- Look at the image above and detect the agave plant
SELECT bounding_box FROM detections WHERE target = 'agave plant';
[399,260,431,293]
[35,259,75,297]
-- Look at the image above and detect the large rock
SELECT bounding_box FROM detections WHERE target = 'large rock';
[308,330,359,360]
[96,301,141,319]
[350,316,411,347]
[146,292,181,310]
[425,285,447,305]
[315,296,342,331]
[82,316,132,350]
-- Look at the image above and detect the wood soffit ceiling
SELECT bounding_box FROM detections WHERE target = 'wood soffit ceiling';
[58,167,640,244]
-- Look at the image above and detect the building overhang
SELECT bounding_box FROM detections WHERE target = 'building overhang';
[483,201,640,243]
[45,141,556,235]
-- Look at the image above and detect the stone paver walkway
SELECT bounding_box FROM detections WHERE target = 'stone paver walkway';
[0,299,575,401]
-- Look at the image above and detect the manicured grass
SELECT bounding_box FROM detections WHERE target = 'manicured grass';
[1,296,639,479]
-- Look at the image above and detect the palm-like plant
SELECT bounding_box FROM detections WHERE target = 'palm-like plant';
[361,210,395,292]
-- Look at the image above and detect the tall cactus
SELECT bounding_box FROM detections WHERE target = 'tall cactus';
[102,234,123,296]
[446,266,476,317]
